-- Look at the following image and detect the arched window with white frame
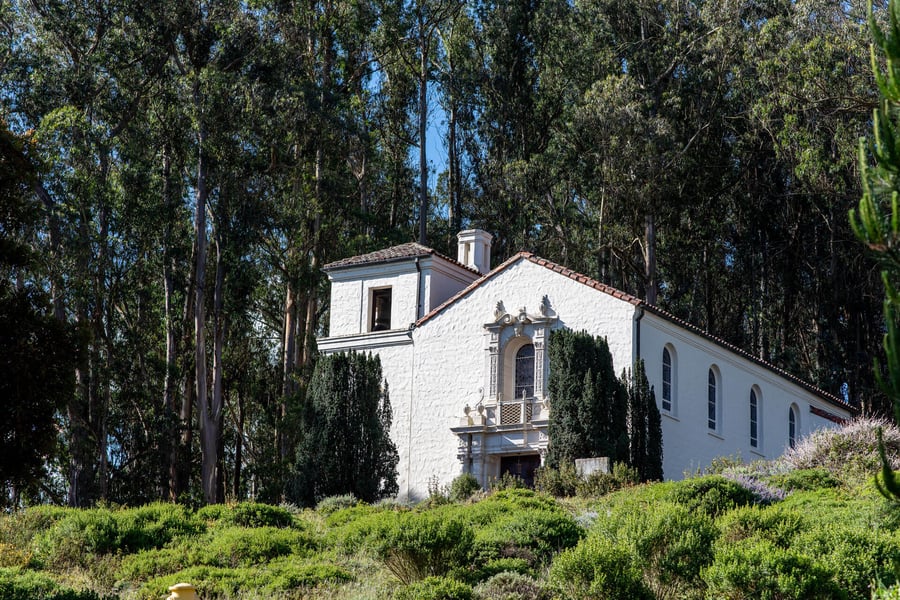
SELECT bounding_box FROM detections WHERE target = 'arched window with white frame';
[662,346,675,413]
[789,404,799,449]
[708,367,721,432]
[514,343,535,400]
[750,387,760,449]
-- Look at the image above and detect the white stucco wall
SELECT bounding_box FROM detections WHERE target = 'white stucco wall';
[321,253,855,501]
[639,312,852,478]
[326,257,478,338]
[396,259,638,499]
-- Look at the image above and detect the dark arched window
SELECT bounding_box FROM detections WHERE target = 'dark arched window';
[662,348,672,412]
[750,389,759,448]
[514,344,535,399]
[708,368,718,430]
[789,405,798,449]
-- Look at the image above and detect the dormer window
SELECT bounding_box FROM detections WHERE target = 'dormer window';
[370,288,392,331]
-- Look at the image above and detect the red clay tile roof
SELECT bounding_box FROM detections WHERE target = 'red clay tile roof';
[414,251,855,413]
[323,242,479,274]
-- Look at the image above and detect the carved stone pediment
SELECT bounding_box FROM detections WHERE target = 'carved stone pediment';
[484,295,557,333]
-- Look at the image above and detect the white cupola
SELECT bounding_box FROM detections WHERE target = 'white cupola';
[457,229,493,274]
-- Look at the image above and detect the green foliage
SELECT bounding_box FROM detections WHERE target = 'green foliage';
[767,468,842,492]
[716,505,807,549]
[289,351,399,506]
[316,494,360,515]
[0,286,76,506]
[622,361,664,481]
[371,511,475,584]
[393,576,473,600]
[576,463,640,498]
[782,418,900,484]
[853,0,900,500]
[136,560,352,600]
[472,571,549,600]
[449,473,481,502]
[533,463,580,497]
[489,472,526,492]
[196,502,294,528]
[546,329,628,468]
[874,582,900,599]
[794,524,900,597]
[669,475,758,517]
[0,568,106,600]
[703,537,845,599]
[548,535,652,600]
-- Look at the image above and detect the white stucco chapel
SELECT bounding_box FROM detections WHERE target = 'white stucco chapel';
[317,230,855,501]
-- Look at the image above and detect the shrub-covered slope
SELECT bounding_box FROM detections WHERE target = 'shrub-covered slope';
[2,418,900,599]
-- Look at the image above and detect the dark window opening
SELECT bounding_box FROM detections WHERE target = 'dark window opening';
[371,288,392,331]
[750,389,758,448]
[708,368,717,430]
[789,406,797,449]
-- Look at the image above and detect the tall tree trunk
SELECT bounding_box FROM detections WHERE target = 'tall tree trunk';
[644,213,657,306]
[193,77,216,503]
[418,7,429,246]
[210,234,226,504]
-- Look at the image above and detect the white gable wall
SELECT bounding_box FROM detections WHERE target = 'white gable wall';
[640,312,850,477]
[400,259,637,499]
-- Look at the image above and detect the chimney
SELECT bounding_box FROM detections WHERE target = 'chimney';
[457,229,493,274]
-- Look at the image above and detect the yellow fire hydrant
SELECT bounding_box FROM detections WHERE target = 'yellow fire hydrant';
[167,583,199,600]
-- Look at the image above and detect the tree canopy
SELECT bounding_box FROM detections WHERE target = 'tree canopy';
[0,0,889,505]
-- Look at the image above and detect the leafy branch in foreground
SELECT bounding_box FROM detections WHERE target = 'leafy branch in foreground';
[851,0,900,499]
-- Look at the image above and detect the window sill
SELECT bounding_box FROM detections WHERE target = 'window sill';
[662,412,679,422]
[750,450,766,459]
[707,431,724,441]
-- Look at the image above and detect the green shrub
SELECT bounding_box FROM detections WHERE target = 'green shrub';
[473,571,549,600]
[794,524,900,597]
[316,494,359,515]
[669,475,757,517]
[31,509,121,569]
[450,473,481,502]
[196,502,294,528]
[781,417,900,482]
[874,582,900,599]
[116,503,204,552]
[394,576,473,600]
[548,535,652,600]
[533,464,579,497]
[575,463,639,498]
[703,537,845,599]
[716,505,807,548]
[767,468,841,492]
[372,511,475,584]
[137,560,352,600]
[0,567,105,600]
[0,506,72,548]
[466,558,532,582]
[489,472,526,491]
[116,546,189,582]
[194,526,314,567]
[471,507,583,566]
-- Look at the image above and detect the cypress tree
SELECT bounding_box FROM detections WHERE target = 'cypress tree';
[623,360,664,481]
[546,329,627,468]
[289,351,399,505]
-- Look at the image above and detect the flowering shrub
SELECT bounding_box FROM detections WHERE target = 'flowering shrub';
[780,417,900,480]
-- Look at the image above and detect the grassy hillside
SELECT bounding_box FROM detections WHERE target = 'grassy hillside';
[4,419,900,599]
